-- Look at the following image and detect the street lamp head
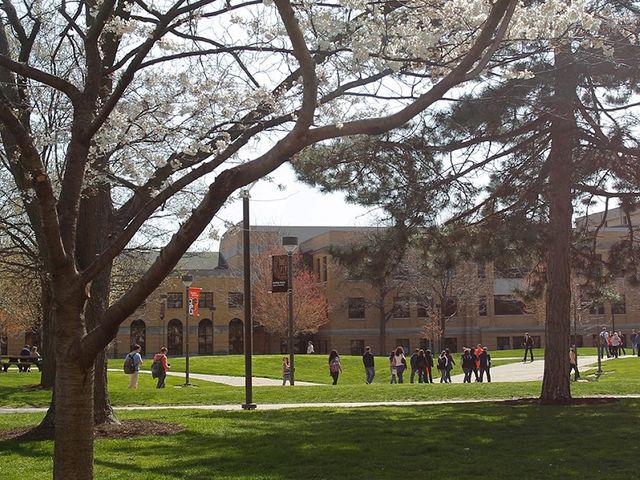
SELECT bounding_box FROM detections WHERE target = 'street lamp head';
[282,236,298,253]
[181,274,194,287]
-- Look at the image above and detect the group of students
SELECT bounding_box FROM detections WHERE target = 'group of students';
[18,344,42,372]
[124,344,171,389]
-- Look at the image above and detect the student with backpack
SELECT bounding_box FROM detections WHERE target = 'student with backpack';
[461,348,475,383]
[125,344,143,389]
[328,350,342,385]
[152,347,170,388]
[437,351,448,383]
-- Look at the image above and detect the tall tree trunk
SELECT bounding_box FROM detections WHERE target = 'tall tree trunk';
[40,274,56,388]
[378,288,386,355]
[54,301,94,480]
[540,45,577,404]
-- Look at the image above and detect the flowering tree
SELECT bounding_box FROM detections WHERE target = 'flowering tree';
[0,0,521,476]
[252,249,329,338]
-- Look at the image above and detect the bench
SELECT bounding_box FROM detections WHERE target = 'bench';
[0,355,43,372]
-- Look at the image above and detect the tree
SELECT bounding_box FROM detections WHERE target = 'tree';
[0,0,519,476]
[252,248,330,338]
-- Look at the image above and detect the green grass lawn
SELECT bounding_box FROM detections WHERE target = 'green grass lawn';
[2,399,639,479]
[1,354,638,408]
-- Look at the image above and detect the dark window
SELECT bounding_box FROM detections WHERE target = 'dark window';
[130,319,146,355]
[228,292,244,309]
[198,319,213,354]
[167,319,183,356]
[478,296,487,316]
[229,319,244,354]
[589,300,605,315]
[477,263,486,278]
[443,297,457,317]
[315,258,321,281]
[393,297,410,318]
[572,334,584,347]
[494,258,529,278]
[321,256,328,282]
[0,331,7,355]
[444,337,458,353]
[199,292,214,309]
[24,331,39,349]
[497,336,511,350]
[419,338,433,351]
[494,295,525,315]
[612,295,626,314]
[417,298,431,318]
[350,339,365,355]
[395,338,410,353]
[348,297,365,319]
[167,292,183,309]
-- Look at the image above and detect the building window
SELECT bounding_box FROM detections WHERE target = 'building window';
[228,292,244,309]
[199,291,214,309]
[443,297,457,317]
[395,338,410,353]
[477,263,486,278]
[589,300,605,315]
[444,337,458,353]
[417,298,431,318]
[0,331,7,355]
[130,319,146,355]
[419,338,433,351]
[478,296,487,316]
[393,297,410,318]
[198,319,213,354]
[315,258,321,281]
[348,297,366,319]
[321,256,328,282]
[494,295,525,315]
[612,295,626,314]
[167,319,183,356]
[167,292,183,309]
[350,339,365,355]
[497,336,510,350]
[572,335,584,347]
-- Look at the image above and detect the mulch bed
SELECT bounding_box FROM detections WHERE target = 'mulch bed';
[0,420,184,442]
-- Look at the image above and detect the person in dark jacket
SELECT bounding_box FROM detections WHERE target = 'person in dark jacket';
[362,346,375,384]
[445,348,455,383]
[437,351,448,383]
[523,333,534,362]
[461,348,474,383]
[424,350,434,383]
[328,350,342,385]
[478,346,492,382]
[409,348,420,383]
[415,349,428,383]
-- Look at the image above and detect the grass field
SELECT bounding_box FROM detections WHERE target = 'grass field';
[1,399,639,479]
[0,352,637,408]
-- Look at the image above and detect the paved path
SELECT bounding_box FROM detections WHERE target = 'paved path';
[107,368,321,387]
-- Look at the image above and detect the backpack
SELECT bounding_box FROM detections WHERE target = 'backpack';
[123,353,135,374]
[151,360,162,379]
[329,357,340,374]
[437,356,447,369]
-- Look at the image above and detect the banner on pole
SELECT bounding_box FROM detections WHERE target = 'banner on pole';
[271,255,288,293]
[188,287,202,316]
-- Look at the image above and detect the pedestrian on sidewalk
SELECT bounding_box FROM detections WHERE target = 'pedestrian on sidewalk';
[416,349,427,383]
[461,348,474,383]
[619,332,626,356]
[445,348,455,383]
[328,350,342,385]
[126,344,143,389]
[611,332,621,358]
[394,346,407,383]
[425,349,434,383]
[282,357,291,385]
[437,351,448,383]
[152,347,170,388]
[631,329,638,356]
[523,333,534,362]
[478,347,491,383]
[569,345,579,381]
[362,346,375,384]
[473,344,483,381]
[389,351,398,384]
[410,348,420,383]
[598,327,610,359]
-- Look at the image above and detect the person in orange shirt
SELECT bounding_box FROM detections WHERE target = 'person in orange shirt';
[474,344,483,382]
[152,347,170,388]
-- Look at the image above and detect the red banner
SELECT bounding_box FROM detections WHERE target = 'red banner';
[188,287,202,317]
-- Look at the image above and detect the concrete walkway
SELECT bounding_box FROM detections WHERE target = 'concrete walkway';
[107,368,321,387]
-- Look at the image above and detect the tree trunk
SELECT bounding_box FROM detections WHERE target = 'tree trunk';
[40,274,56,389]
[54,303,95,480]
[378,288,386,355]
[540,45,577,404]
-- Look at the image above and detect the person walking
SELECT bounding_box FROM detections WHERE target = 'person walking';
[461,348,474,383]
[282,357,292,385]
[523,333,534,362]
[416,349,427,383]
[631,329,638,356]
[152,347,170,388]
[611,332,621,358]
[598,327,610,359]
[445,348,455,383]
[569,345,580,381]
[127,344,143,389]
[409,348,420,383]
[394,346,407,383]
[389,351,398,384]
[424,349,434,383]
[362,346,375,384]
[328,350,342,385]
[478,346,492,383]
[437,351,448,383]
[473,344,483,381]
[619,333,626,356]
[306,341,315,354]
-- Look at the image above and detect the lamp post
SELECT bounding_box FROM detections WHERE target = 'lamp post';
[282,236,298,385]
[241,190,256,409]
[182,274,193,386]
[159,293,167,350]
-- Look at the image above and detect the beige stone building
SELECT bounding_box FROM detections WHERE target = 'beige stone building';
[3,208,638,357]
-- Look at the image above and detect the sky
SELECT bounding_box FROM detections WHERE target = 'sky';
[201,163,378,250]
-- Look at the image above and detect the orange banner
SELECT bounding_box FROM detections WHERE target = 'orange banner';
[188,287,202,317]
